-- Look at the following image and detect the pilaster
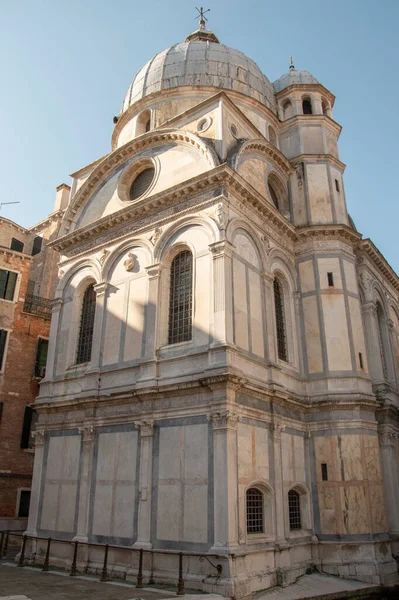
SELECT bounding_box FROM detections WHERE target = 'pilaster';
[209,241,234,347]
[133,420,154,549]
[73,425,95,543]
[45,298,63,379]
[271,421,287,544]
[88,282,109,370]
[362,302,385,383]
[378,427,399,535]
[25,430,46,537]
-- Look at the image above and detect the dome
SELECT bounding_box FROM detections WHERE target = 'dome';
[273,68,319,93]
[121,37,276,113]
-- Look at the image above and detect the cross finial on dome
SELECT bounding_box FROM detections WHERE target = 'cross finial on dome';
[195,6,210,29]
[289,56,295,71]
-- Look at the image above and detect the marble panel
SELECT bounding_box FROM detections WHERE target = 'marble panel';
[248,269,264,357]
[322,294,352,371]
[317,258,342,290]
[299,260,315,293]
[307,164,333,224]
[233,258,249,351]
[302,295,323,373]
[183,484,208,542]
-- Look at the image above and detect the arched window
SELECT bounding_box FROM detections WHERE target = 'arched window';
[268,125,277,147]
[246,488,264,533]
[76,284,96,364]
[274,278,288,362]
[136,109,151,136]
[288,490,301,530]
[377,302,388,379]
[282,100,293,120]
[168,250,193,345]
[268,182,280,210]
[322,100,329,116]
[302,98,313,115]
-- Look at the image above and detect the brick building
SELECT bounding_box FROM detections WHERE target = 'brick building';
[0,185,68,529]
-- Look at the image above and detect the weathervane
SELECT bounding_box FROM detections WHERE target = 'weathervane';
[195,6,210,28]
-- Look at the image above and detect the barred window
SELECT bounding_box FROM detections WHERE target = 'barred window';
[130,168,155,201]
[274,278,288,362]
[246,488,264,533]
[168,251,193,345]
[76,284,96,364]
[288,490,301,530]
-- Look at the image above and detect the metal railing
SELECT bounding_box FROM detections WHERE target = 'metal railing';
[0,530,223,595]
[23,294,52,319]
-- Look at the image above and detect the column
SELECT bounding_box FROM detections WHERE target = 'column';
[379,428,399,535]
[209,241,234,347]
[362,302,384,382]
[133,420,154,549]
[73,425,95,542]
[44,298,63,380]
[88,282,108,371]
[209,410,240,554]
[272,421,287,544]
[25,430,46,537]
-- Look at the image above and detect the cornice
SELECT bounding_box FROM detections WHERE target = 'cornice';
[50,164,296,256]
[356,238,399,293]
[28,209,64,233]
[0,217,28,235]
[275,83,335,106]
[0,247,34,262]
[296,224,361,249]
[290,153,346,172]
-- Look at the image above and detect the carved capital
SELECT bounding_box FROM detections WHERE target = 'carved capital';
[33,429,46,447]
[78,425,95,443]
[209,240,234,259]
[51,297,64,312]
[214,202,229,230]
[146,263,161,280]
[271,421,286,440]
[135,419,154,437]
[93,281,109,296]
[209,411,240,430]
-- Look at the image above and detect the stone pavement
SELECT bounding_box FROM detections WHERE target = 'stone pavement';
[255,573,379,600]
[0,563,205,600]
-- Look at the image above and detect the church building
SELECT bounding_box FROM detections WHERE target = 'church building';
[26,16,399,598]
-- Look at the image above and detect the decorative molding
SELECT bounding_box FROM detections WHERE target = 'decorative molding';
[78,425,95,443]
[123,252,135,272]
[149,226,162,246]
[97,248,110,267]
[215,202,229,230]
[135,419,154,437]
[93,281,109,296]
[357,239,399,294]
[209,411,241,430]
[32,430,46,447]
[146,263,161,280]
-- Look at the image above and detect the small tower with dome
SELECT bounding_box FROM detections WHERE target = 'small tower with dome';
[26,15,399,598]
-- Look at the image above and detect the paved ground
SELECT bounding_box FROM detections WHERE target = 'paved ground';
[0,563,178,600]
[256,573,378,600]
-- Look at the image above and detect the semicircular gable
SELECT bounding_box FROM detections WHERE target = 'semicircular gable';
[232,227,261,270]
[232,138,292,178]
[60,130,220,237]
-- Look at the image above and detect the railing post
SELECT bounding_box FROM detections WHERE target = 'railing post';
[100,544,110,582]
[177,552,184,595]
[136,548,144,588]
[17,535,27,567]
[0,531,4,559]
[69,541,78,576]
[2,530,9,559]
[42,537,52,572]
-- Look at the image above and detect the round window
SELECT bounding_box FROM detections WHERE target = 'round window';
[230,124,238,138]
[129,167,155,201]
[197,116,212,133]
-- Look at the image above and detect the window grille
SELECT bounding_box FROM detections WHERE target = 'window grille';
[76,284,96,364]
[168,251,193,345]
[0,269,18,301]
[288,490,301,530]
[129,167,155,201]
[377,303,388,379]
[274,278,288,362]
[246,488,264,533]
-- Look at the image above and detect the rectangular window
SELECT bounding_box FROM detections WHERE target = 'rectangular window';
[359,352,364,370]
[0,402,3,422]
[10,238,24,253]
[327,272,334,287]
[335,179,340,192]
[34,338,48,378]
[0,329,8,370]
[321,463,328,481]
[31,236,43,256]
[0,269,18,301]
[20,406,36,449]
[18,490,31,518]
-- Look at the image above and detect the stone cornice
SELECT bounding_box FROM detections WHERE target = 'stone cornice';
[295,224,361,249]
[275,83,335,106]
[357,238,399,293]
[0,217,28,235]
[290,154,346,172]
[50,164,297,256]
[28,209,64,233]
[0,247,34,262]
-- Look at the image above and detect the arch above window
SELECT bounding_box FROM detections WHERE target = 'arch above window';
[168,250,193,345]
[76,283,96,364]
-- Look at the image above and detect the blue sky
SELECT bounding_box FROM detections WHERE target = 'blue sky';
[1,1,398,271]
